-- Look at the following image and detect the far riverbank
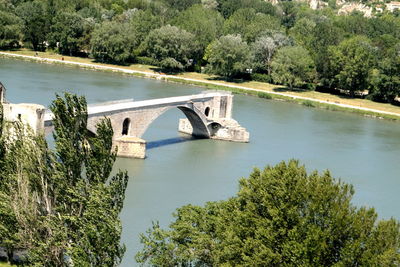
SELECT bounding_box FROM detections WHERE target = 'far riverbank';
[2,50,400,121]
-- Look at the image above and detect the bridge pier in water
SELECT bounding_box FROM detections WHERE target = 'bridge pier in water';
[114,136,147,159]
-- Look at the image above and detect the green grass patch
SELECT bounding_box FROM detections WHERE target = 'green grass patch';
[257,92,273,99]
[302,100,316,108]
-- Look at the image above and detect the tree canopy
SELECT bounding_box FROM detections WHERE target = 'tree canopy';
[141,25,199,71]
[90,21,137,64]
[172,4,224,51]
[1,0,400,102]
[0,93,129,266]
[136,160,400,266]
[327,36,377,95]
[0,10,23,49]
[271,46,316,89]
[204,34,252,78]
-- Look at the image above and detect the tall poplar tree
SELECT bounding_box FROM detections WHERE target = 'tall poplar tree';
[0,93,129,266]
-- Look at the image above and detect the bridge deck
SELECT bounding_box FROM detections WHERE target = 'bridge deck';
[44,92,226,122]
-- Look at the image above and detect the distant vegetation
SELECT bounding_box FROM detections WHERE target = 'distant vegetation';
[0,0,399,103]
[136,160,400,266]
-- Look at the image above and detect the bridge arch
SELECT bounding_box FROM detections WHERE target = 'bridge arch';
[126,104,212,139]
[177,106,210,138]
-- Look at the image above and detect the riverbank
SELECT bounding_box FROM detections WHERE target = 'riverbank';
[2,50,400,120]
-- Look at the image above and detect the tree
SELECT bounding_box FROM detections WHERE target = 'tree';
[128,9,161,48]
[204,34,252,78]
[15,0,48,51]
[44,93,128,266]
[223,8,282,43]
[368,48,400,103]
[90,21,137,64]
[141,25,199,71]
[289,17,316,49]
[47,12,85,56]
[172,4,224,51]
[0,93,129,266]
[163,0,200,11]
[308,17,344,87]
[327,36,377,95]
[217,0,276,18]
[252,32,292,75]
[0,10,23,49]
[201,0,218,9]
[333,12,372,38]
[136,160,400,266]
[271,46,316,89]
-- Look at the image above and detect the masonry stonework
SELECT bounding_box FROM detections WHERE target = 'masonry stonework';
[3,103,46,134]
[16,91,249,159]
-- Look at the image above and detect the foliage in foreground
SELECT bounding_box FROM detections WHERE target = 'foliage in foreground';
[0,93,128,266]
[136,160,400,266]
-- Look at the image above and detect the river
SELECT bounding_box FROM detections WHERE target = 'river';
[1,58,400,266]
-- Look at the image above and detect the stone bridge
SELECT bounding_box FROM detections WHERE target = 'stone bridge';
[4,91,249,158]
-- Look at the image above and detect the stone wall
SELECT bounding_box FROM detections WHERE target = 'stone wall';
[3,103,46,134]
[113,136,146,159]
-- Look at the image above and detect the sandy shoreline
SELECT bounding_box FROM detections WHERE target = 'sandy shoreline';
[1,51,399,119]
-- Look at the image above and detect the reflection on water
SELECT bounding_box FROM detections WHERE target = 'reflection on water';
[146,136,196,150]
[1,58,400,267]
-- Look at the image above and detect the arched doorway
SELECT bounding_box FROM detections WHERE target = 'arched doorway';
[122,118,130,135]
[204,107,210,117]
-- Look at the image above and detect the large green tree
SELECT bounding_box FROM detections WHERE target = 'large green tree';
[271,46,316,89]
[223,8,282,43]
[368,47,400,103]
[136,160,400,266]
[217,0,276,18]
[90,21,137,64]
[47,12,86,55]
[0,10,23,49]
[289,17,316,49]
[128,9,161,48]
[252,32,292,75]
[141,25,199,71]
[204,34,252,78]
[163,0,200,11]
[327,36,377,95]
[172,4,224,51]
[306,17,344,87]
[15,0,48,51]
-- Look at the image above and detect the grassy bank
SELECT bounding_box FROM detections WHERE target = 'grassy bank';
[2,49,400,121]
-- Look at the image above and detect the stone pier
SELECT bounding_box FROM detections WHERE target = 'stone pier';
[113,136,146,159]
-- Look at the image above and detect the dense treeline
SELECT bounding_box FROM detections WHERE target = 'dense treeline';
[1,0,399,102]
